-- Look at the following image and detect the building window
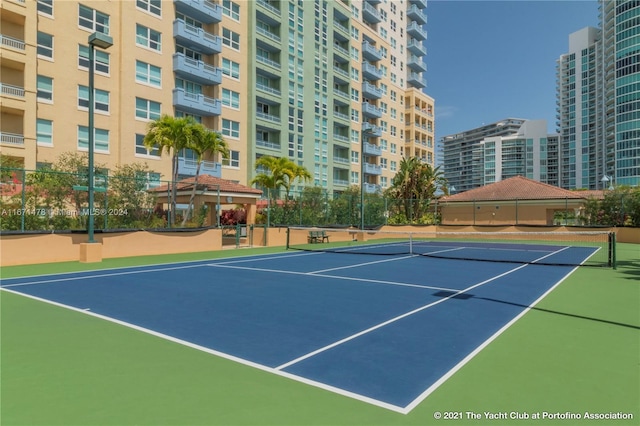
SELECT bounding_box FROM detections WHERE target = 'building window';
[351,151,359,164]
[176,45,201,61]
[222,58,240,79]
[78,4,109,34]
[136,24,161,52]
[37,0,53,16]
[37,75,53,102]
[78,126,109,152]
[351,171,359,184]
[136,0,161,16]
[36,119,53,146]
[222,0,240,20]
[135,134,160,157]
[221,89,240,109]
[78,85,110,113]
[222,150,240,168]
[135,60,161,87]
[222,28,240,50]
[37,32,53,59]
[78,45,110,74]
[222,119,240,138]
[135,98,161,120]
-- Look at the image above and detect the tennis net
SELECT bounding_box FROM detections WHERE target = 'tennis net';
[285,227,616,268]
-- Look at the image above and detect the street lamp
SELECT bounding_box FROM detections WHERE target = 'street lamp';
[87,32,113,243]
[601,175,613,191]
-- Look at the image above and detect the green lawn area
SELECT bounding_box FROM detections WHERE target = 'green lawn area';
[1,244,638,425]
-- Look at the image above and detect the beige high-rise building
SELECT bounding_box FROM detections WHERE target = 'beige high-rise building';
[1,0,434,197]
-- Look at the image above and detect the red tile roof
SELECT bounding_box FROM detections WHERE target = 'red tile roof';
[443,176,591,202]
[151,174,262,195]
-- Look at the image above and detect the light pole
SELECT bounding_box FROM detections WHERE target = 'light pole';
[87,32,113,243]
[601,175,613,191]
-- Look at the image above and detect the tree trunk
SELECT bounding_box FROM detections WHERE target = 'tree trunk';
[182,161,201,226]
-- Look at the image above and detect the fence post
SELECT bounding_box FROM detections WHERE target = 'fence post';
[20,169,26,232]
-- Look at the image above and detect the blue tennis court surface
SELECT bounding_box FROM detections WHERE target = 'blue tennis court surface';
[1,247,589,413]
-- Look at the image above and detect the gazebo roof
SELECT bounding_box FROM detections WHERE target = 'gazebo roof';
[151,174,262,196]
[443,176,602,202]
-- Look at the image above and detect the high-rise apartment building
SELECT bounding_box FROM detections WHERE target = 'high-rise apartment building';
[441,118,528,192]
[0,0,434,198]
[556,0,640,189]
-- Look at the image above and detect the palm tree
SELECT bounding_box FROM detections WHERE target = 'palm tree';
[250,156,310,205]
[181,127,229,226]
[143,115,200,226]
[387,156,447,222]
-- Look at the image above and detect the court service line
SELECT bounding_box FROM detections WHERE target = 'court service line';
[308,254,417,274]
[206,263,458,292]
[274,247,569,372]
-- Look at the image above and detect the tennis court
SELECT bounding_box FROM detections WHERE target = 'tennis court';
[0,232,608,414]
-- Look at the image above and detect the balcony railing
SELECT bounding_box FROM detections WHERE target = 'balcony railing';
[173,19,222,54]
[256,111,281,123]
[0,34,25,51]
[0,132,25,146]
[173,88,221,116]
[173,53,221,85]
[178,157,221,178]
[174,0,222,24]
[0,83,25,98]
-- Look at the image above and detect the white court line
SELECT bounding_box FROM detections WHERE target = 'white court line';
[1,245,579,415]
[402,263,579,413]
[308,254,417,274]
[1,264,208,288]
[0,250,315,282]
[206,263,458,293]
[274,246,571,372]
[0,286,406,414]
[0,251,322,288]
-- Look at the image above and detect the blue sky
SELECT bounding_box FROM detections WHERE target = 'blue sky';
[425,0,600,141]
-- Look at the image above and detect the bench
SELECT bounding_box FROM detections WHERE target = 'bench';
[308,230,330,243]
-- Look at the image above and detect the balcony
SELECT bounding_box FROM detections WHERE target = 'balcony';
[256,111,281,124]
[407,39,426,56]
[173,53,221,85]
[362,2,381,24]
[363,142,382,156]
[0,83,25,98]
[362,62,382,81]
[407,4,427,24]
[0,132,24,147]
[257,54,281,72]
[362,81,382,99]
[408,72,427,88]
[178,157,221,178]
[256,0,281,19]
[407,55,427,72]
[256,137,281,151]
[407,22,427,40]
[362,102,382,119]
[362,41,382,62]
[173,88,221,116]
[362,122,382,137]
[409,0,428,9]
[364,183,381,194]
[0,34,25,52]
[174,0,222,24]
[256,82,281,97]
[173,19,222,54]
[333,133,350,144]
[333,65,350,84]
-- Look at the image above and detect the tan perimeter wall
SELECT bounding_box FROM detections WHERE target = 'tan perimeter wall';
[1,229,222,266]
[2,226,637,267]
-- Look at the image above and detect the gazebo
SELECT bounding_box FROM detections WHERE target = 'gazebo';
[151,174,262,226]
